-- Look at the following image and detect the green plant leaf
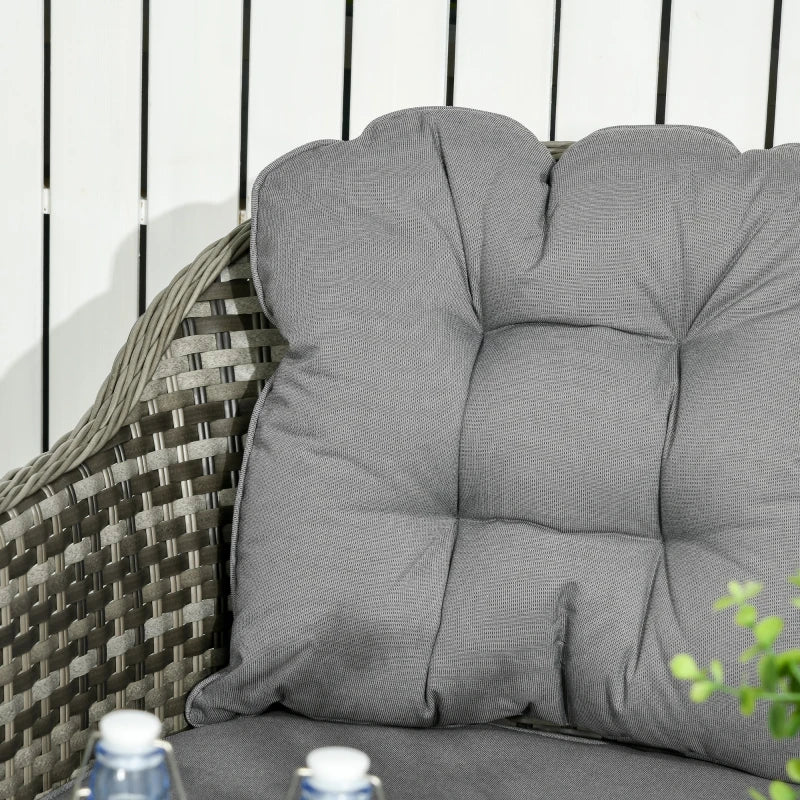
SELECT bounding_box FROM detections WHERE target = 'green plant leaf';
[671,654,703,681]
[744,581,764,599]
[738,604,758,627]
[709,659,724,682]
[760,655,779,691]
[690,680,716,703]
[777,651,800,668]
[755,617,785,649]
[715,595,737,611]
[742,646,760,664]
[792,598,800,609]
[728,581,745,600]
[789,572,800,589]
[786,759,800,783]
[789,665,800,695]
[740,687,758,716]
[769,780,797,800]
[770,703,790,739]
[749,790,768,800]
[784,709,800,739]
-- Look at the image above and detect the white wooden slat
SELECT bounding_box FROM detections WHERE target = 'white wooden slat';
[453,0,555,142]
[555,0,662,141]
[0,0,43,476]
[774,0,800,145]
[246,0,345,217]
[49,0,142,445]
[666,0,773,152]
[349,0,450,139]
[146,0,243,304]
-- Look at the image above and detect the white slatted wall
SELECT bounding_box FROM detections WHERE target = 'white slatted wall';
[246,0,346,216]
[454,0,555,136]
[349,0,450,138]
[665,0,774,150]
[48,0,143,446]
[0,1,43,472]
[555,0,663,139]
[146,0,243,303]
[775,0,800,144]
[1,0,798,477]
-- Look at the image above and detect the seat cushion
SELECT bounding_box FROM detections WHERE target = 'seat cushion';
[39,710,774,800]
[185,107,800,779]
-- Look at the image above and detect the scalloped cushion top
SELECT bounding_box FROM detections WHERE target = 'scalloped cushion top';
[185,107,800,781]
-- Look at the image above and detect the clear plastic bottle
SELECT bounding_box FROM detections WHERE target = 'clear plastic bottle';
[85,710,170,800]
[299,746,373,800]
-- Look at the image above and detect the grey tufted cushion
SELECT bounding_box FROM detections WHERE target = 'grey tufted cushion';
[185,107,800,780]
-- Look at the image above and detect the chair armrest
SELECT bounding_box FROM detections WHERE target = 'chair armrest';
[0,222,286,800]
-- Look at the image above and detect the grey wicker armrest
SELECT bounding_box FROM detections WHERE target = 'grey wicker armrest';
[0,142,570,800]
[0,221,286,800]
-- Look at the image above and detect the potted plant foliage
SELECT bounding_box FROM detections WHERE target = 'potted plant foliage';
[671,575,800,800]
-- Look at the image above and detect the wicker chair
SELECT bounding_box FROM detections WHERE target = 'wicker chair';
[0,142,570,800]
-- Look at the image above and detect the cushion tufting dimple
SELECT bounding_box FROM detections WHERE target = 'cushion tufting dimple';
[185,107,800,781]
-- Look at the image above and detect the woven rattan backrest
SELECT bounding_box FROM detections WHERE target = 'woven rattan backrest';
[0,256,284,799]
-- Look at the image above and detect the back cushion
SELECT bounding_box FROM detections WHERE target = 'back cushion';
[185,107,800,780]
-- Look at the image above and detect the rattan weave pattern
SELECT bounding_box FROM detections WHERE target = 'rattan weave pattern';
[0,255,285,799]
[0,142,568,800]
[0,223,252,516]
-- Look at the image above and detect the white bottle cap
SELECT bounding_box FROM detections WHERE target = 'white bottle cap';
[306,746,370,792]
[99,710,162,755]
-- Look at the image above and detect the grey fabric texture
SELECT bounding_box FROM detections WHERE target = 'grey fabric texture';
[185,107,800,781]
[36,710,773,800]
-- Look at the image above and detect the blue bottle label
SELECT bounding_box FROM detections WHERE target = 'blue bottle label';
[100,795,148,800]
[299,776,372,800]
[87,745,170,800]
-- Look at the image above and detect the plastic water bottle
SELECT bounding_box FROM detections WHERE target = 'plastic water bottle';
[299,746,373,800]
[84,710,170,800]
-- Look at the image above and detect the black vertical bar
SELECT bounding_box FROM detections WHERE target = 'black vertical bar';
[342,0,353,140]
[42,0,51,452]
[239,0,251,214]
[765,0,783,148]
[446,1,457,106]
[138,0,150,316]
[655,0,673,124]
[549,0,562,141]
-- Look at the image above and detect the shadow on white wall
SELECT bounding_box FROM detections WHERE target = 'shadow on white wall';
[0,198,240,479]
